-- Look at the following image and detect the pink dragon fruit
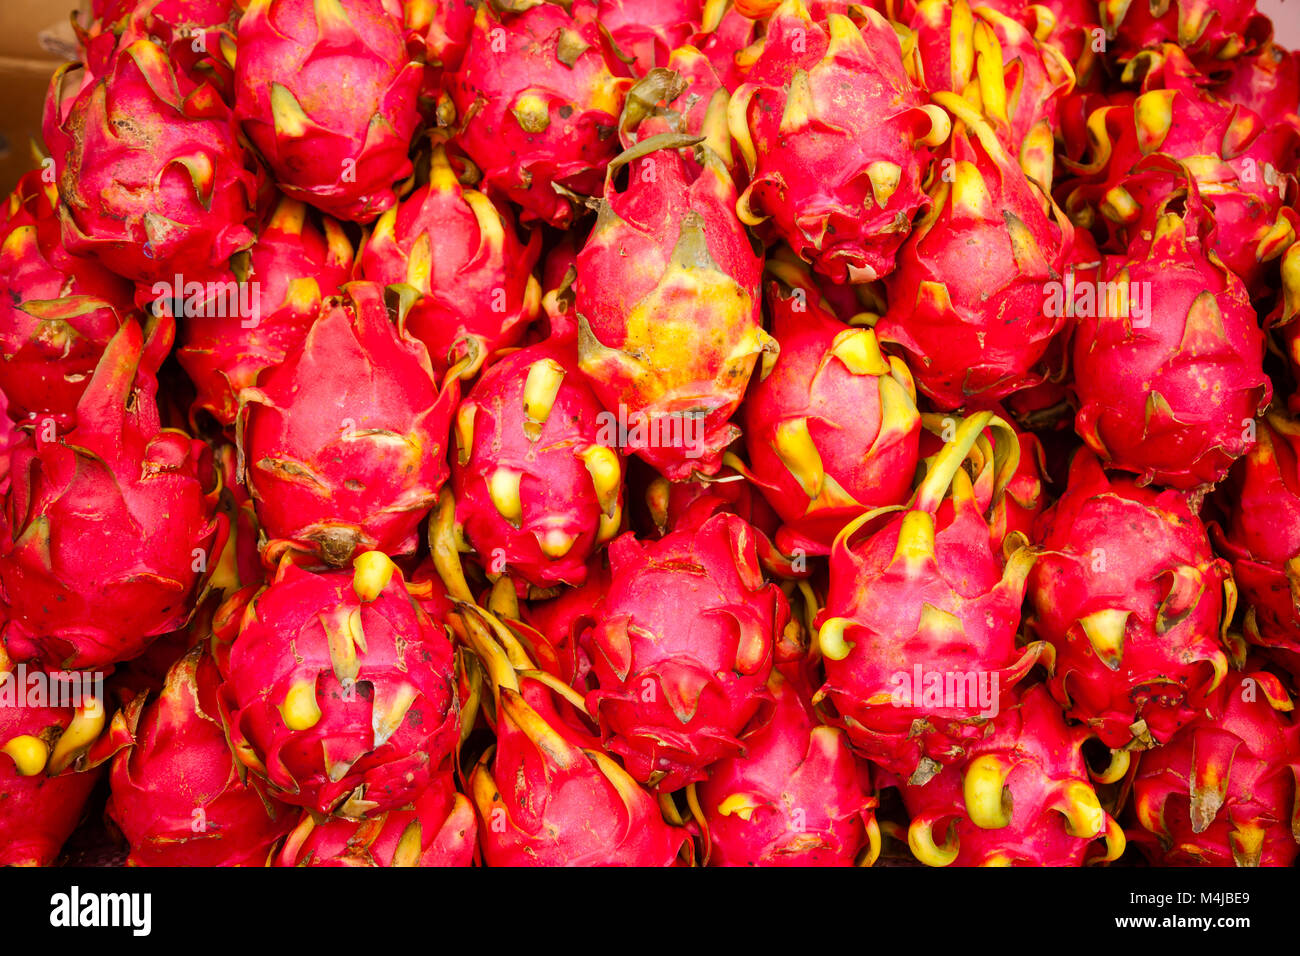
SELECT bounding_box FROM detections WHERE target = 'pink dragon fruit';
[1213,39,1300,132]
[1212,412,1300,654]
[575,93,773,480]
[0,170,134,431]
[1,316,224,672]
[177,194,353,426]
[739,263,921,556]
[726,0,951,283]
[516,563,608,686]
[461,608,690,865]
[451,325,624,589]
[1071,182,1272,490]
[584,511,789,791]
[599,0,705,74]
[276,769,476,866]
[107,646,292,866]
[42,30,258,290]
[447,0,632,227]
[876,93,1074,409]
[1,651,131,865]
[238,281,457,567]
[1131,669,1300,866]
[358,146,543,374]
[903,685,1126,866]
[232,0,422,223]
[1028,449,1233,750]
[815,411,1043,784]
[1099,0,1269,64]
[215,553,460,817]
[697,672,879,866]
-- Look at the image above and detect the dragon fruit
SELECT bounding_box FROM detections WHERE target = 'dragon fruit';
[0,170,134,432]
[815,411,1042,784]
[697,672,879,866]
[276,769,476,866]
[178,194,353,426]
[1131,669,1300,866]
[1,650,131,865]
[1,316,224,672]
[726,0,951,283]
[1212,413,1300,653]
[1099,0,1268,64]
[461,607,690,866]
[1213,39,1300,132]
[739,262,921,556]
[876,93,1074,409]
[1071,182,1272,490]
[232,0,421,223]
[575,92,772,480]
[238,281,457,567]
[447,0,632,227]
[358,146,542,374]
[516,563,608,686]
[107,646,291,866]
[903,685,1126,866]
[584,511,788,791]
[599,0,704,75]
[42,29,258,290]
[451,325,624,589]
[215,553,459,817]
[1028,449,1233,750]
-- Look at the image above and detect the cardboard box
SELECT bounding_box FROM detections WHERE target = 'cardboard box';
[0,2,79,197]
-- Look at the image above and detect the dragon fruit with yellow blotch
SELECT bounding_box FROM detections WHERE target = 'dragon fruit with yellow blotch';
[1,316,225,672]
[739,262,921,556]
[1028,450,1233,750]
[447,0,632,227]
[876,93,1074,410]
[697,672,879,866]
[576,87,772,480]
[238,281,457,568]
[451,318,624,590]
[107,645,293,866]
[903,685,1127,867]
[459,607,691,866]
[1131,669,1300,867]
[726,0,951,283]
[1071,181,1272,491]
[584,511,789,791]
[215,553,459,817]
[814,412,1043,784]
[277,769,476,866]
[232,0,422,223]
[358,146,542,374]
[177,194,353,427]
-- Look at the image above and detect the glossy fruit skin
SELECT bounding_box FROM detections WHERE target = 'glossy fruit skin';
[1028,450,1233,750]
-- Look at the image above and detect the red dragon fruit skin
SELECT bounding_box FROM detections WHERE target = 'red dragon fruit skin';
[741,265,921,556]
[215,553,460,817]
[599,0,704,74]
[1071,186,1272,491]
[576,95,773,481]
[1213,39,1300,132]
[1028,450,1233,750]
[815,412,1043,784]
[451,329,624,590]
[1,316,225,673]
[277,769,476,866]
[239,281,457,568]
[0,170,134,432]
[42,29,258,290]
[1131,669,1300,867]
[232,0,422,224]
[447,0,632,228]
[1099,0,1267,65]
[698,672,880,867]
[584,512,789,792]
[107,646,293,866]
[358,146,543,374]
[903,685,1127,867]
[178,194,353,427]
[727,0,951,284]
[1212,412,1300,654]
[876,93,1074,410]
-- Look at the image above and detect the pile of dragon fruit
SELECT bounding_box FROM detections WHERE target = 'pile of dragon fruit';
[1,0,1298,869]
